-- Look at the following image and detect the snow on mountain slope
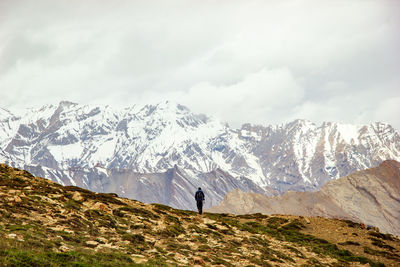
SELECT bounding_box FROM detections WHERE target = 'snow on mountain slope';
[0,108,20,149]
[241,119,400,192]
[1,101,399,209]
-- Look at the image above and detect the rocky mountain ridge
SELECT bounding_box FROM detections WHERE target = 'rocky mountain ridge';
[1,164,400,266]
[1,101,400,209]
[209,160,400,236]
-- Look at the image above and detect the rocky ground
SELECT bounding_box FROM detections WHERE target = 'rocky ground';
[0,163,399,266]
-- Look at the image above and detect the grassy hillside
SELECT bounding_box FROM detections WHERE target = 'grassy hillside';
[0,164,399,266]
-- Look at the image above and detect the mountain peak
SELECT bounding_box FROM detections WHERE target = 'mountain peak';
[58,100,78,107]
[137,101,190,117]
[0,107,14,119]
[290,118,314,125]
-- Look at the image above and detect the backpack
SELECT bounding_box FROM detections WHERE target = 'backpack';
[195,190,204,201]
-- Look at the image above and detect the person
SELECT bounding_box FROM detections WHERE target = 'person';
[194,187,205,214]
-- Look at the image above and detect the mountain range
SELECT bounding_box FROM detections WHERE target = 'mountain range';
[1,101,400,209]
[209,160,400,236]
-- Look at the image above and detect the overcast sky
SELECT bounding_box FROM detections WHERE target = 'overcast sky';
[0,0,399,128]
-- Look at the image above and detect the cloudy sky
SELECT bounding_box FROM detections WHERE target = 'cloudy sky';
[0,0,399,128]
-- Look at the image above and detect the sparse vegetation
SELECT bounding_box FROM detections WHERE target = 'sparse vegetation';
[64,199,81,210]
[338,240,360,246]
[0,164,398,266]
[0,247,136,266]
[368,230,394,241]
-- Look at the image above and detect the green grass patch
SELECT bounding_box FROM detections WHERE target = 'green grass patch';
[211,256,233,266]
[170,209,196,217]
[342,219,362,228]
[81,191,125,205]
[118,206,160,220]
[364,246,400,261]
[237,213,269,220]
[159,224,186,238]
[368,231,394,241]
[276,222,384,266]
[166,242,190,251]
[284,245,305,258]
[197,244,211,252]
[266,217,289,227]
[194,236,208,244]
[151,203,172,212]
[5,224,34,232]
[188,224,212,235]
[164,215,180,224]
[0,249,136,266]
[369,237,395,251]
[63,199,81,210]
[63,185,92,194]
[122,234,145,244]
[338,241,360,246]
[205,223,218,230]
[112,208,125,217]
[59,231,83,244]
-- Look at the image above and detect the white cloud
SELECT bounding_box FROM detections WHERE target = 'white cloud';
[0,0,399,128]
[177,68,304,126]
[373,97,400,126]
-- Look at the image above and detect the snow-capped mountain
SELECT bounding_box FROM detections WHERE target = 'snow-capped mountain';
[1,101,399,209]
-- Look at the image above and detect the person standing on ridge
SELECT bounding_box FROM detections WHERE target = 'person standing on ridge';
[195,187,205,214]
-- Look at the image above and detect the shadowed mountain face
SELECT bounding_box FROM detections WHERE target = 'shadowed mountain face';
[1,164,400,266]
[209,160,400,236]
[1,101,400,209]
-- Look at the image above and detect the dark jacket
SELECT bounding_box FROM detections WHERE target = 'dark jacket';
[195,190,205,201]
